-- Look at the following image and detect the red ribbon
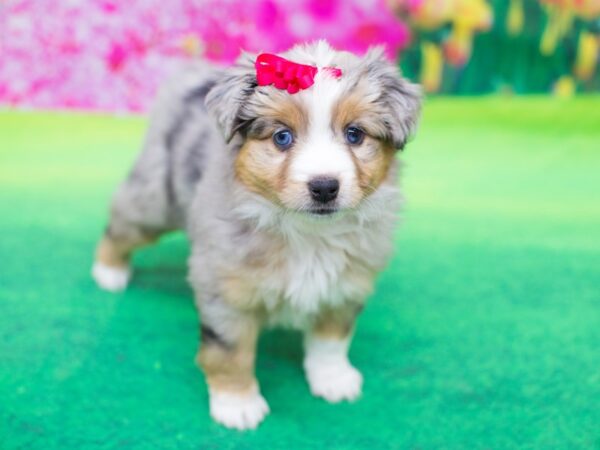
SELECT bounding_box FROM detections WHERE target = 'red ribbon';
[255,53,342,94]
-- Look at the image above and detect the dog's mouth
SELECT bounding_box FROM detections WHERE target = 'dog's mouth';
[286,200,346,219]
[304,204,340,217]
[310,207,337,216]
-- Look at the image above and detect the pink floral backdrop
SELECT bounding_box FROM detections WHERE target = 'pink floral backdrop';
[0,0,410,112]
[2,0,598,111]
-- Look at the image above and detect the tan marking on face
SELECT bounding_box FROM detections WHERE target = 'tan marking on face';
[332,87,375,132]
[235,98,310,210]
[255,94,309,135]
[333,90,397,198]
[353,140,396,195]
[235,139,288,204]
[276,150,292,192]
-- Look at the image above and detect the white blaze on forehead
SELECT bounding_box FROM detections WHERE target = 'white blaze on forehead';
[289,71,356,184]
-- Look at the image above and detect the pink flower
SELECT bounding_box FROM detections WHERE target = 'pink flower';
[0,0,411,112]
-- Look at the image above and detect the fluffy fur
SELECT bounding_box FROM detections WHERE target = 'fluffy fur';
[92,41,421,430]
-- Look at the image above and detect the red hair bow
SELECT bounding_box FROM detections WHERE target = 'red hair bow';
[255,53,342,94]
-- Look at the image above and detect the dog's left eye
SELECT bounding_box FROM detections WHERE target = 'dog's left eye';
[273,129,294,150]
[345,126,365,145]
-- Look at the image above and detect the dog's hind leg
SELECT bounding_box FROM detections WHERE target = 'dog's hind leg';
[92,222,163,293]
[92,167,175,292]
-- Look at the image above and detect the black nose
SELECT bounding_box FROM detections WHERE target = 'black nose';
[308,178,339,204]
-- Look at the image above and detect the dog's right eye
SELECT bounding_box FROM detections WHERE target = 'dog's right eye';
[273,129,294,150]
[345,126,365,146]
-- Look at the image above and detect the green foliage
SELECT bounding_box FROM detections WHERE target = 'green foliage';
[401,0,600,93]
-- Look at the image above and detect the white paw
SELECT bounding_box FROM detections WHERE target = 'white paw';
[91,261,131,292]
[209,387,270,430]
[305,360,363,403]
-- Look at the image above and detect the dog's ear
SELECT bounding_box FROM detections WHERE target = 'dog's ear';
[205,55,258,143]
[364,48,422,150]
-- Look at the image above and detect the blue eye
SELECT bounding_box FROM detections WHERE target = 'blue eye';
[345,126,365,145]
[273,129,294,150]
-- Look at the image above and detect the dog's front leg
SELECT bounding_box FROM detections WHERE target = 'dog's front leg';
[196,305,268,430]
[303,304,364,403]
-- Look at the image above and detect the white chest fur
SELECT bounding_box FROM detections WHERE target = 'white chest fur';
[262,227,382,328]
[249,188,400,325]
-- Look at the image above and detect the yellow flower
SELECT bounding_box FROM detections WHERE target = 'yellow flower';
[507,0,524,36]
[553,75,576,98]
[420,42,444,92]
[574,31,599,80]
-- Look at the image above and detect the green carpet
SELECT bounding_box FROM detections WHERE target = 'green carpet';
[1,97,599,449]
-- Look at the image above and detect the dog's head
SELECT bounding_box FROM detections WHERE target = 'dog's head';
[206,41,421,217]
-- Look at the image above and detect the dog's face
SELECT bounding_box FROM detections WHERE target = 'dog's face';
[206,42,421,217]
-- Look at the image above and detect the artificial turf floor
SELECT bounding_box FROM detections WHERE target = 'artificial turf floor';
[1,97,599,449]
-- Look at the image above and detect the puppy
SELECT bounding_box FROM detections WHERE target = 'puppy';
[92,41,421,430]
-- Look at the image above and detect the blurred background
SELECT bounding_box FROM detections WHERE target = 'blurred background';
[1,1,599,449]
[1,0,599,112]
